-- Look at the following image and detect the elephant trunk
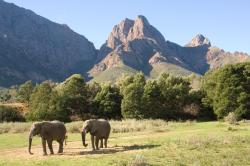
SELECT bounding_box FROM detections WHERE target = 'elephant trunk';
[81,130,88,147]
[28,133,33,155]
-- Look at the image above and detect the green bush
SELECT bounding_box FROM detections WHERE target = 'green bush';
[202,63,250,119]
[0,106,25,122]
[27,81,71,122]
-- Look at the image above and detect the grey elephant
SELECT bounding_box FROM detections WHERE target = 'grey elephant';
[82,119,111,150]
[28,120,67,155]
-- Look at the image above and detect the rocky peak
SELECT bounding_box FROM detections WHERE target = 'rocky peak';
[107,18,134,49]
[106,15,165,49]
[186,34,211,47]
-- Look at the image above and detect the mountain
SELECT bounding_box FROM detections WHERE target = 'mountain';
[0,0,249,87]
[89,16,250,82]
[0,0,97,87]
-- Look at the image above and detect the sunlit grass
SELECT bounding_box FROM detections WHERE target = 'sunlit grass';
[0,121,249,165]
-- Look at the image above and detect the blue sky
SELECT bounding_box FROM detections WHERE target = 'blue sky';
[4,0,250,54]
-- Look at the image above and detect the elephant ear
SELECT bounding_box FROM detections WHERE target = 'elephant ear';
[90,120,97,135]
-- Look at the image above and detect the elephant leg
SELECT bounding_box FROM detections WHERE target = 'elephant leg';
[91,135,95,150]
[95,137,99,150]
[104,138,108,148]
[42,138,47,156]
[47,139,54,155]
[100,139,103,148]
[58,140,64,154]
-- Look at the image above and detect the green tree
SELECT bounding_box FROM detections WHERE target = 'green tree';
[142,80,162,119]
[27,81,71,121]
[17,81,34,103]
[27,81,53,121]
[93,84,122,119]
[157,73,191,119]
[60,74,89,120]
[121,72,146,119]
[202,63,250,119]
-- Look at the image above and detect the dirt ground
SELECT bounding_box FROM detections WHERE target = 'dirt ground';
[0,141,131,160]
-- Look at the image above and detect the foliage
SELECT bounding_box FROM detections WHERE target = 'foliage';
[93,84,122,119]
[121,72,146,119]
[16,80,34,103]
[0,86,18,103]
[202,63,250,119]
[59,74,89,120]
[0,88,11,102]
[0,105,25,122]
[27,81,70,121]
[142,80,162,119]
[156,73,191,119]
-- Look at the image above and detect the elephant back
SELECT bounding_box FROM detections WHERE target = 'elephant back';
[96,119,111,137]
[41,121,66,139]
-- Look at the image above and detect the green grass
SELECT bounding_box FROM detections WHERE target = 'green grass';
[0,121,250,165]
[90,65,138,83]
[149,63,193,79]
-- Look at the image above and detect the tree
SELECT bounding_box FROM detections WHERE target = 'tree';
[142,80,162,119]
[27,81,71,121]
[27,81,53,121]
[157,73,191,119]
[121,72,146,119]
[60,74,89,120]
[17,81,34,103]
[202,63,250,119]
[93,84,122,119]
[0,105,25,122]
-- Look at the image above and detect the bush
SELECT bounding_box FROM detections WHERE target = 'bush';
[202,63,250,119]
[27,81,71,122]
[0,105,25,122]
[0,122,31,134]
[224,112,238,125]
[66,121,82,133]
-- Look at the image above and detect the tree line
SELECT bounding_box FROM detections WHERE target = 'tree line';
[1,62,249,122]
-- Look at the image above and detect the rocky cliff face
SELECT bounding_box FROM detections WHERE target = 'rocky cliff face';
[90,16,250,80]
[186,34,211,47]
[0,0,97,87]
[0,0,249,86]
[89,15,168,76]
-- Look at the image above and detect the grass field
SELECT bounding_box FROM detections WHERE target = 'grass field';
[0,120,249,166]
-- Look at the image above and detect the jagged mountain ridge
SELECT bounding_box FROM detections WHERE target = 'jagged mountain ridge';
[89,16,250,81]
[0,0,249,87]
[0,0,97,87]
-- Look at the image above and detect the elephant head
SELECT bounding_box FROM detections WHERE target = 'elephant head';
[81,120,96,147]
[28,122,43,155]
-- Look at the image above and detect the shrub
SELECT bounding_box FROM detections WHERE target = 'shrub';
[224,112,238,125]
[202,63,250,119]
[66,121,82,133]
[0,105,25,122]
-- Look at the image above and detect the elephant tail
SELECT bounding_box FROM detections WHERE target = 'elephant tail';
[65,135,68,146]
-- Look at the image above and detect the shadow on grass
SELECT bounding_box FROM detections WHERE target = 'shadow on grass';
[64,144,160,156]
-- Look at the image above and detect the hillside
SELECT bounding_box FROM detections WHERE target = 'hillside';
[0,0,249,86]
[0,0,97,87]
[89,16,250,83]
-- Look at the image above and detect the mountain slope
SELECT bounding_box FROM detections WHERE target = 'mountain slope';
[0,0,97,87]
[0,0,249,86]
[89,16,250,82]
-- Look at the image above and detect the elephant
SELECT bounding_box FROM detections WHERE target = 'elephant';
[81,119,111,150]
[28,120,67,155]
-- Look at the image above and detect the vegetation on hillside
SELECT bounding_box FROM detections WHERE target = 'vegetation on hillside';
[0,62,249,122]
